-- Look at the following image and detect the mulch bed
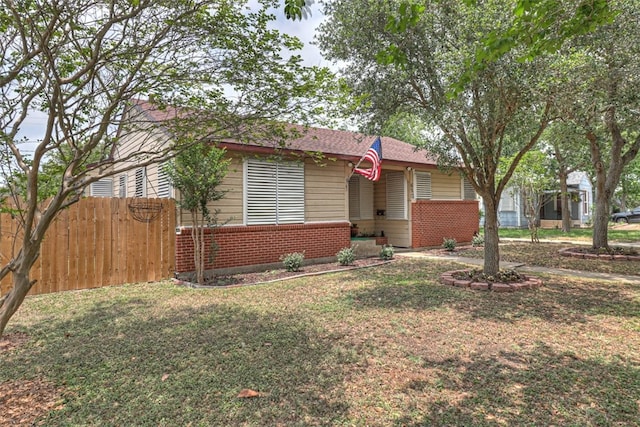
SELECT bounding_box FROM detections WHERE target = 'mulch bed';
[174,257,390,288]
[559,246,640,260]
[441,268,543,292]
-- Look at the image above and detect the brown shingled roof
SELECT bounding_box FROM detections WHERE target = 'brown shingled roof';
[131,99,438,168]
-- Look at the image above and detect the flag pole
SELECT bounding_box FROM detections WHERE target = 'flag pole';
[347,136,379,181]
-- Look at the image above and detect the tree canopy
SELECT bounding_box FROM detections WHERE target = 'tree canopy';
[0,0,341,336]
[318,0,557,275]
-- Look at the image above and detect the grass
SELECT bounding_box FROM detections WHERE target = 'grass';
[456,242,640,276]
[498,226,640,243]
[2,256,640,426]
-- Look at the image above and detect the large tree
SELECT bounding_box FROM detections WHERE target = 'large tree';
[318,0,556,275]
[0,0,340,336]
[556,0,640,249]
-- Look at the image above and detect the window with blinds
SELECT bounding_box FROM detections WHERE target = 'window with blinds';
[463,177,476,200]
[386,172,406,220]
[90,178,113,197]
[157,165,172,198]
[349,175,373,219]
[414,171,432,200]
[245,159,304,225]
[134,168,146,197]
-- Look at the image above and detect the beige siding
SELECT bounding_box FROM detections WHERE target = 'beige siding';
[305,158,348,222]
[375,169,411,247]
[178,155,243,227]
[431,170,462,199]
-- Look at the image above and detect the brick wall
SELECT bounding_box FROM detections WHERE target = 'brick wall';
[411,200,479,248]
[175,222,351,273]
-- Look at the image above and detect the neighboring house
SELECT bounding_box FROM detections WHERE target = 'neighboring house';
[92,100,479,273]
[495,171,593,229]
[539,171,593,228]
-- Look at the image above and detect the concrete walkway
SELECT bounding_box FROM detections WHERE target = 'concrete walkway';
[397,250,640,284]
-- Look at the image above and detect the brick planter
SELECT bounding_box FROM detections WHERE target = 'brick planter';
[440,269,543,292]
[559,247,640,261]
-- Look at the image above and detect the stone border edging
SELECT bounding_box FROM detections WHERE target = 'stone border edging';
[173,259,393,289]
[558,247,640,261]
[440,269,543,292]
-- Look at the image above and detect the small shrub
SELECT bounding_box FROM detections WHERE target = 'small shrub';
[280,252,304,272]
[442,237,457,251]
[471,234,484,247]
[336,247,356,266]
[379,244,394,260]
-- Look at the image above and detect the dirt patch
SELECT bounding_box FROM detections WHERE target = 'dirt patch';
[0,331,29,353]
[1,333,64,425]
[175,257,390,288]
[610,223,640,230]
[0,378,64,426]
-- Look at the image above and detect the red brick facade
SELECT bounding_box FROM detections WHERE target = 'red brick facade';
[175,222,351,272]
[411,200,479,248]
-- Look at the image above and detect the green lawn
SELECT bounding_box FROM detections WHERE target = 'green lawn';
[499,226,640,243]
[2,257,639,426]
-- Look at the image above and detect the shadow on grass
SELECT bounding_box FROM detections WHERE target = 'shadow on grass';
[395,342,640,426]
[348,259,640,325]
[2,296,354,426]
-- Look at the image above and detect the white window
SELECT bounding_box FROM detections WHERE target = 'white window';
[499,190,516,211]
[349,175,373,219]
[245,159,304,225]
[157,165,172,198]
[463,177,476,200]
[582,191,589,215]
[119,175,127,198]
[90,178,113,197]
[414,171,432,200]
[386,172,406,220]
[134,168,146,197]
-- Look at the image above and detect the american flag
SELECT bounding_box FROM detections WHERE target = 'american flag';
[353,137,382,181]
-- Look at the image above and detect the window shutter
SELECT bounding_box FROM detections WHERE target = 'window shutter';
[119,175,127,198]
[414,172,432,200]
[386,172,406,219]
[463,177,476,200]
[246,160,277,225]
[349,176,360,219]
[134,168,146,197]
[157,165,172,198]
[276,162,305,224]
[90,178,113,197]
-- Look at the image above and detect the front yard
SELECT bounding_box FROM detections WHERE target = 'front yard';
[2,256,639,426]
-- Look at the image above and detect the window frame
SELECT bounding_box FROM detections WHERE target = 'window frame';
[243,158,305,225]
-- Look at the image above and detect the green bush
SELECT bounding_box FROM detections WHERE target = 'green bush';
[280,252,305,272]
[336,247,356,266]
[379,244,394,260]
[442,237,457,251]
[471,234,484,247]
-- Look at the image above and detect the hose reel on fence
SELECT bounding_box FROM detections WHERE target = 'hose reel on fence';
[128,199,164,223]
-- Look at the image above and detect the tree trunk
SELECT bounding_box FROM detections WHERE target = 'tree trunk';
[559,170,572,233]
[483,198,500,276]
[0,261,37,337]
[592,186,610,249]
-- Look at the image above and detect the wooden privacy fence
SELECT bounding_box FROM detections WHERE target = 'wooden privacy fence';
[0,197,176,296]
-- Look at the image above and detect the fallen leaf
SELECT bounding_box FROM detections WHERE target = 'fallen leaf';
[237,389,261,398]
[161,374,170,382]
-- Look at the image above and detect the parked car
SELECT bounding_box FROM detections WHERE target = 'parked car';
[611,206,640,223]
